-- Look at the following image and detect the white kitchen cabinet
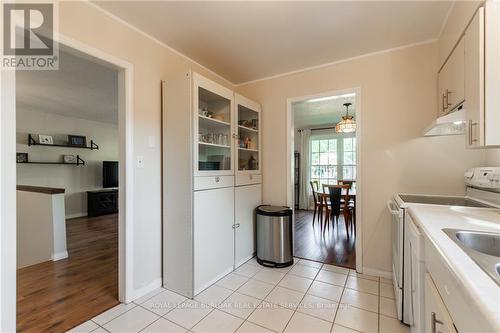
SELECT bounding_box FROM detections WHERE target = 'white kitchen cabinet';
[424,273,457,333]
[236,94,261,175]
[162,72,262,298]
[194,73,235,176]
[438,38,465,117]
[194,187,235,294]
[234,183,262,268]
[464,7,485,147]
[485,0,500,146]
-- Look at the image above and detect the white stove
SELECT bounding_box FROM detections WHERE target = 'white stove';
[388,167,500,326]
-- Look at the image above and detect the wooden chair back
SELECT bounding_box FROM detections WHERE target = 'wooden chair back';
[327,186,342,216]
[310,180,319,203]
[337,180,355,189]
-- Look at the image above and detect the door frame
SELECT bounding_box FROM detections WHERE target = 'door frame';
[285,87,363,273]
[0,33,134,331]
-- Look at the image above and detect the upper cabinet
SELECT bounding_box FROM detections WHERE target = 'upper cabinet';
[484,0,500,146]
[464,1,500,147]
[194,73,235,176]
[437,0,500,147]
[464,7,485,147]
[438,38,465,117]
[235,94,261,175]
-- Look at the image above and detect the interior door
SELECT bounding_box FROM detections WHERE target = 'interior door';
[234,184,262,268]
[194,186,234,294]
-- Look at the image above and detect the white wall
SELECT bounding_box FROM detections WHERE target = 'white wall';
[16,109,118,218]
[236,42,487,273]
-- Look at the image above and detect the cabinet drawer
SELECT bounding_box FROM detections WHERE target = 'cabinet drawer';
[424,238,487,332]
[194,175,234,191]
[236,174,262,186]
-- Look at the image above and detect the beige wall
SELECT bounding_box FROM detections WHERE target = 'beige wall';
[236,42,487,272]
[57,1,234,295]
[16,109,118,218]
[486,149,500,165]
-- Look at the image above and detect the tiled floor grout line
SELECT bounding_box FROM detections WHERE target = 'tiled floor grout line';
[280,261,325,333]
[243,260,299,332]
[85,258,400,333]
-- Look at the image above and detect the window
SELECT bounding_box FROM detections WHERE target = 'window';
[310,136,356,188]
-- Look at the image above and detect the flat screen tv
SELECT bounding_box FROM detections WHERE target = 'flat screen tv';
[103,161,118,188]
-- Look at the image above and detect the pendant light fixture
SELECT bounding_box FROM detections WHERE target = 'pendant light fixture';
[335,102,356,133]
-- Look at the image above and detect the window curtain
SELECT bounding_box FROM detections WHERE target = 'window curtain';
[298,129,311,210]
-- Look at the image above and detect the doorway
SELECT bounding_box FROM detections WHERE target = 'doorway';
[10,35,134,332]
[287,89,362,271]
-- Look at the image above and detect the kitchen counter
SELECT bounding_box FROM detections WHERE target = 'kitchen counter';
[17,185,65,194]
[408,204,500,332]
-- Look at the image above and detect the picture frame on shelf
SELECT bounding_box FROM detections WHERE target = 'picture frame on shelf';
[16,153,28,163]
[68,135,87,147]
[38,134,53,145]
[63,155,76,164]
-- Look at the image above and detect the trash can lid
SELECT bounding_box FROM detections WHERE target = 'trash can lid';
[256,205,292,217]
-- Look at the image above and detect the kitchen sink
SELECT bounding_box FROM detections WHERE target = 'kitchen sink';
[443,229,500,285]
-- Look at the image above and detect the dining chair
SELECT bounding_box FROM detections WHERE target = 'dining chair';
[325,184,351,235]
[309,180,321,226]
[337,180,355,190]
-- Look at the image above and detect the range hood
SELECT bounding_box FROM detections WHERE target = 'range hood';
[423,105,466,136]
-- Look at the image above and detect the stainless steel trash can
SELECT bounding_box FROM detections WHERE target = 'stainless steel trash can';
[256,205,293,267]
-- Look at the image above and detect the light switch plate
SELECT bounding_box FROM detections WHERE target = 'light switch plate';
[136,156,144,168]
[148,136,156,148]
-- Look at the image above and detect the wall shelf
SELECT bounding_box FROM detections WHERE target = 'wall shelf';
[17,155,85,166]
[28,134,99,150]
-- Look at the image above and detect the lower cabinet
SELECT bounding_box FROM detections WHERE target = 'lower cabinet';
[194,186,235,295]
[424,273,457,333]
[234,184,262,268]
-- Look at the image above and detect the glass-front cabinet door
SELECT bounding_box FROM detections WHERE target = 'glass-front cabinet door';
[235,94,261,174]
[193,73,235,176]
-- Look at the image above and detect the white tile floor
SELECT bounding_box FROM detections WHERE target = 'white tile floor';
[67,258,409,333]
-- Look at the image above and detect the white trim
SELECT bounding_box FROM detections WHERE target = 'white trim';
[362,267,393,280]
[236,39,436,86]
[0,69,17,333]
[40,33,136,303]
[130,278,162,301]
[85,0,234,88]
[194,267,234,296]
[286,88,363,273]
[51,251,69,261]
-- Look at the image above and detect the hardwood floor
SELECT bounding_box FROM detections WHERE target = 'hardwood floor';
[294,209,355,268]
[17,214,119,333]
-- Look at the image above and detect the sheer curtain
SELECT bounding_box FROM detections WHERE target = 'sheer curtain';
[298,129,311,210]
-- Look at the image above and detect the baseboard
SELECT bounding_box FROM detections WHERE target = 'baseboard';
[66,212,87,220]
[130,278,162,303]
[362,267,392,279]
[194,267,234,296]
[235,253,255,269]
[51,251,68,261]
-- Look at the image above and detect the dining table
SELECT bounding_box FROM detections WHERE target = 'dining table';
[316,186,356,226]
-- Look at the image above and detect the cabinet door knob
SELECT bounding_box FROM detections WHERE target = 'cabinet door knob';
[215,177,220,183]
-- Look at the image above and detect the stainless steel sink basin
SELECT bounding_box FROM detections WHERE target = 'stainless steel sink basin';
[443,229,500,285]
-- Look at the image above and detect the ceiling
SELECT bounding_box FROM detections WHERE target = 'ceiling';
[293,94,356,129]
[16,50,118,124]
[94,1,452,84]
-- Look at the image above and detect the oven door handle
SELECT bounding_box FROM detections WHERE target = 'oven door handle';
[387,200,400,216]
